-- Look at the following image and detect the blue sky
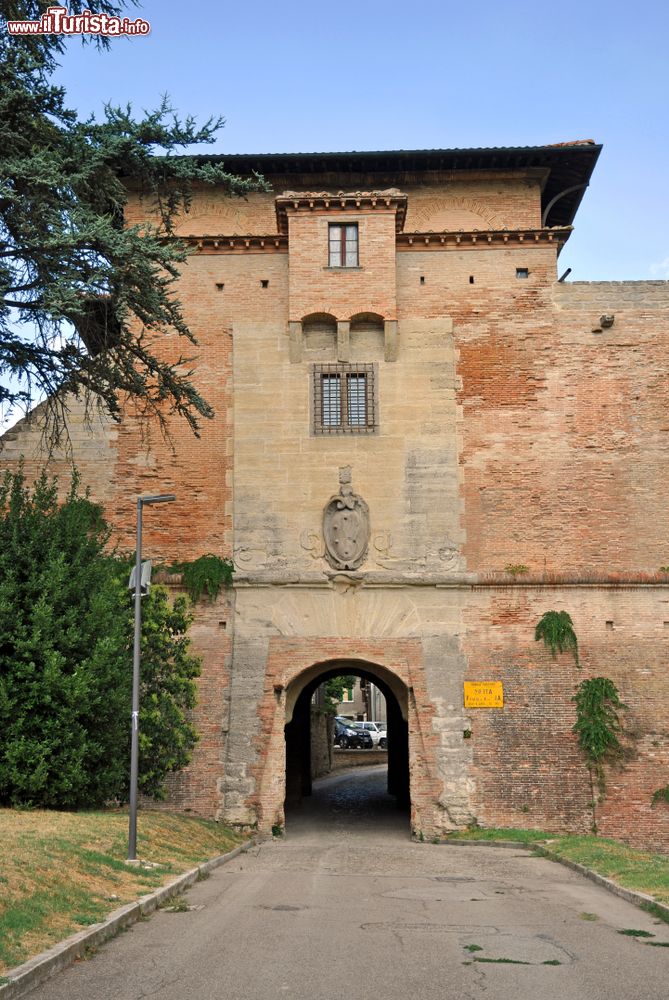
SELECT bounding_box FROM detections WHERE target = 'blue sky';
[49,0,669,282]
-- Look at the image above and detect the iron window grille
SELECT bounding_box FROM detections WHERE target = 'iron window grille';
[328,223,359,267]
[312,364,376,434]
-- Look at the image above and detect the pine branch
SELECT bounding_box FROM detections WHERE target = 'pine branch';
[0,29,269,446]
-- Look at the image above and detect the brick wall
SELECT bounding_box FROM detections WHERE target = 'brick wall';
[2,164,668,851]
[403,173,543,231]
[147,589,233,817]
[125,170,542,238]
[454,276,669,575]
[463,586,669,851]
[287,210,398,321]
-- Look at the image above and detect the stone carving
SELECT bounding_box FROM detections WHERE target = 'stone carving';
[372,530,393,557]
[323,467,370,571]
[299,530,324,560]
[234,546,268,570]
[438,543,462,570]
[372,529,428,572]
[329,573,365,594]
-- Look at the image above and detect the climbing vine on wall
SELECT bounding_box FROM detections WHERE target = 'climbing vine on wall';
[572,676,627,828]
[535,610,579,666]
[169,554,234,602]
[651,785,669,808]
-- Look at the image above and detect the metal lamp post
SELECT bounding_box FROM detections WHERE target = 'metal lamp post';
[128,494,176,861]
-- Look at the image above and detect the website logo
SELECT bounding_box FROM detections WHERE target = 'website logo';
[5,6,151,37]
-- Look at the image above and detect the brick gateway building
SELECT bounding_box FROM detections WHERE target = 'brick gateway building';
[3,142,668,850]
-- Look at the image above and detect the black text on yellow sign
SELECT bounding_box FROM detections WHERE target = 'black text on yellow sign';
[463,681,504,708]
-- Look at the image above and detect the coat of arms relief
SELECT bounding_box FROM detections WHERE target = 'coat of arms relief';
[322,467,370,571]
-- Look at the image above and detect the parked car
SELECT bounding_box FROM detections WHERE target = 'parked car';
[333,718,373,749]
[351,721,387,748]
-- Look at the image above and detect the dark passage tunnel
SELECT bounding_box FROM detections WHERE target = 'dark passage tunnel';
[284,665,410,822]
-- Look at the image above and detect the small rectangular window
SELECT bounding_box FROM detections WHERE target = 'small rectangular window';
[347,374,367,426]
[328,223,358,267]
[321,373,342,427]
[313,363,376,434]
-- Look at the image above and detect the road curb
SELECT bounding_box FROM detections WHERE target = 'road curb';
[0,837,259,1000]
[532,844,669,919]
[441,838,669,921]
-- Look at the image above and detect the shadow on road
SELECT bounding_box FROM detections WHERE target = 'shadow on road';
[285,764,410,842]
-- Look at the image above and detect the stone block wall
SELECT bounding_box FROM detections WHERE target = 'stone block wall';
[231,312,461,577]
[310,709,333,780]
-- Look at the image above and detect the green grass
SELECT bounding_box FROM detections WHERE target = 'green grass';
[464,946,561,967]
[544,836,669,905]
[448,827,546,844]
[473,957,530,965]
[444,828,669,905]
[0,809,247,973]
[162,898,191,913]
[641,901,669,925]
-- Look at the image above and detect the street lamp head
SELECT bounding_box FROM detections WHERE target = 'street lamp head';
[139,494,176,505]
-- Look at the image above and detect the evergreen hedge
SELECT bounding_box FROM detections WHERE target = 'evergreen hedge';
[0,469,200,808]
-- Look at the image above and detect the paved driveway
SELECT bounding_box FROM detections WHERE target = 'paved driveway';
[26,766,669,999]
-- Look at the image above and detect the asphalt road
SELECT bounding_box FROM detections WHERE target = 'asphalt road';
[26,766,668,999]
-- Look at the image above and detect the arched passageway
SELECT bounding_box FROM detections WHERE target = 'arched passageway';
[283,661,410,828]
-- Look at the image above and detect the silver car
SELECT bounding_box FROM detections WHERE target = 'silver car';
[352,721,387,748]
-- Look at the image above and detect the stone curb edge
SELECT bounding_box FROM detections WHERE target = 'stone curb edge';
[442,838,669,921]
[0,837,260,1000]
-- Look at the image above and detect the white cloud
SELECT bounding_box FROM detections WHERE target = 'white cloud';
[649,256,669,278]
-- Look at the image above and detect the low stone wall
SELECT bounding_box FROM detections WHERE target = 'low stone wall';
[331,749,388,770]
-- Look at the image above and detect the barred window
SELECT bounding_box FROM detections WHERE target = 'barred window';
[328,223,358,267]
[313,364,376,434]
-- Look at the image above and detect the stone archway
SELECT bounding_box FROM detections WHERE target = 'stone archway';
[221,635,474,838]
[283,660,410,824]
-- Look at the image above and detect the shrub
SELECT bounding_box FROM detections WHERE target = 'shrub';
[0,469,200,807]
[572,676,626,797]
[535,610,579,666]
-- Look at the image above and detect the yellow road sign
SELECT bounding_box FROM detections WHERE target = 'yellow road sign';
[464,681,504,708]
